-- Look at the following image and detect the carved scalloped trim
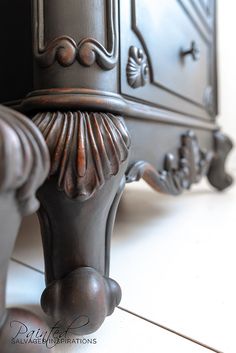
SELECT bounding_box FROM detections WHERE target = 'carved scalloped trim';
[126,131,213,195]
[34,0,118,70]
[33,111,131,200]
[0,105,50,215]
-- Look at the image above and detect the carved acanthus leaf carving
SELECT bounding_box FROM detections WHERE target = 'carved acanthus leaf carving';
[0,105,50,215]
[126,131,213,195]
[34,0,118,70]
[126,46,149,88]
[33,112,131,200]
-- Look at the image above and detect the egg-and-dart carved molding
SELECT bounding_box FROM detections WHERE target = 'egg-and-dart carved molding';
[126,46,149,88]
[33,111,131,200]
[126,130,213,195]
[33,0,118,69]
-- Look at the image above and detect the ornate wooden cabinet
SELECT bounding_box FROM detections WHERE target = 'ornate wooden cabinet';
[0,0,233,337]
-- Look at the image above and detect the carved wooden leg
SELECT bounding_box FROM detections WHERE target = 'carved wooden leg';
[33,111,130,335]
[207,131,234,191]
[0,105,50,352]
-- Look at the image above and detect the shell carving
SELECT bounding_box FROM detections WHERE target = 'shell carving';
[33,112,131,200]
[126,46,149,88]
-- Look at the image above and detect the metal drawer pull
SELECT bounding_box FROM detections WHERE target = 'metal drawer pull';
[180,41,200,61]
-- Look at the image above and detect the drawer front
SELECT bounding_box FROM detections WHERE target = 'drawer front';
[198,0,213,18]
[134,0,208,104]
[190,0,215,29]
[199,0,211,14]
[120,0,216,120]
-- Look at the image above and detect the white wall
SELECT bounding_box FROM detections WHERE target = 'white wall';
[217,1,236,169]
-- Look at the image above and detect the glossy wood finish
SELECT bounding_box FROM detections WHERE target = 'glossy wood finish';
[32,0,119,92]
[33,111,130,334]
[0,0,217,121]
[0,105,50,352]
[127,0,209,104]
[120,0,217,120]
[0,0,233,338]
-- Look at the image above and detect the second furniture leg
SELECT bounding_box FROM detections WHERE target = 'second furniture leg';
[207,131,234,191]
[0,105,50,353]
[34,111,131,335]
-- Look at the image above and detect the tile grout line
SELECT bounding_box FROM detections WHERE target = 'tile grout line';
[118,306,223,353]
[11,257,44,275]
[8,258,225,353]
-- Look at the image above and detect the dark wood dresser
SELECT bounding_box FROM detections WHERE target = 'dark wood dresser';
[0,0,233,337]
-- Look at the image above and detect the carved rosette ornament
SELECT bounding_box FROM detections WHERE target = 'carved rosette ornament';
[126,46,149,88]
[126,131,213,195]
[33,111,131,200]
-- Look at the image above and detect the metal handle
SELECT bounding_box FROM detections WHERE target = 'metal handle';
[181,41,200,61]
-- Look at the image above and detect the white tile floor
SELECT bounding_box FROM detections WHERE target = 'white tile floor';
[8,171,236,353]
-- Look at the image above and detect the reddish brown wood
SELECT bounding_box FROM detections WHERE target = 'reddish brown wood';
[0,0,233,340]
[34,111,130,335]
[33,111,130,200]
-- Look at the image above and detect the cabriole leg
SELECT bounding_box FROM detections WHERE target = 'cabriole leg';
[33,111,131,335]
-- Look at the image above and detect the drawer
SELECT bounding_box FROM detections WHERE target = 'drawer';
[199,0,212,15]
[120,0,216,119]
[189,0,215,30]
[134,0,209,104]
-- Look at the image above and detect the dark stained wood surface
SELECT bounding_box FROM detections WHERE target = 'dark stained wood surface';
[120,0,217,120]
[0,105,50,352]
[0,0,233,340]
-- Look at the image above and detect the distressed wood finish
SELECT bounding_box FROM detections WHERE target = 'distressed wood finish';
[0,0,233,338]
[33,111,130,200]
[0,105,50,352]
[127,131,213,194]
[34,111,130,335]
[31,0,119,93]
[33,0,118,70]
